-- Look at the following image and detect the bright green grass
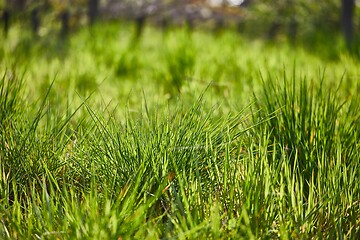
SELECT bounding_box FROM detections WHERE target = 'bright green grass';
[0,21,359,239]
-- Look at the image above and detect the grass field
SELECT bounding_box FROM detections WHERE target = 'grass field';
[1,21,359,239]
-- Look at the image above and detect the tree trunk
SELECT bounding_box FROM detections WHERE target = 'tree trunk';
[3,9,10,37]
[88,0,99,25]
[134,14,146,40]
[60,11,70,39]
[341,0,355,49]
[31,8,40,35]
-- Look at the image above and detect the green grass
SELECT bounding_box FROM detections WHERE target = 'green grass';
[0,21,359,239]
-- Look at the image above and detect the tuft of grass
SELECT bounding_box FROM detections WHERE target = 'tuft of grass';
[254,70,360,238]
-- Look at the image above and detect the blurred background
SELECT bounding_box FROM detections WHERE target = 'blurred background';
[1,0,359,54]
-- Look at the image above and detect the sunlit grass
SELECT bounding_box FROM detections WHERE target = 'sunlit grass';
[0,21,359,239]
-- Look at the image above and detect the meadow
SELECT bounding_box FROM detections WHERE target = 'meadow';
[0,21,359,239]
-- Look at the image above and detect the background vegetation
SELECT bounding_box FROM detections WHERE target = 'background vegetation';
[1,1,360,239]
[1,0,360,53]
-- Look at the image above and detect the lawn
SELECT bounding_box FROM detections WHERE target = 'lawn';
[0,21,359,239]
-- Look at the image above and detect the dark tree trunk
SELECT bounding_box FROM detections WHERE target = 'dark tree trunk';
[134,14,146,40]
[60,11,70,39]
[88,0,98,25]
[341,0,355,49]
[31,8,40,35]
[3,9,10,37]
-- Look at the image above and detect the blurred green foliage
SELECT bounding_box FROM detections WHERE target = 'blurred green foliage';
[244,0,342,38]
